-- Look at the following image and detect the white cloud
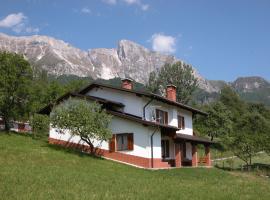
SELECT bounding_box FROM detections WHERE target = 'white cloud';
[123,0,138,4]
[0,12,26,28]
[102,0,149,11]
[0,12,39,34]
[151,33,176,54]
[81,7,91,14]
[103,0,117,5]
[25,27,39,33]
[141,4,149,11]
[122,0,149,11]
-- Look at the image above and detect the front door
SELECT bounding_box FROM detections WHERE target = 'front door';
[181,142,187,159]
[161,140,170,159]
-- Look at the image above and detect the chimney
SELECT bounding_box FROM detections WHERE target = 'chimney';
[121,78,133,90]
[166,85,176,101]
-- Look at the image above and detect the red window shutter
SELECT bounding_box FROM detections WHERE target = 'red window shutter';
[164,112,168,125]
[109,134,116,152]
[127,133,134,150]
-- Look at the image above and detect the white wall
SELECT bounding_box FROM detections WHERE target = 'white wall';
[87,86,194,136]
[176,108,193,135]
[87,87,144,117]
[144,99,193,135]
[50,115,162,159]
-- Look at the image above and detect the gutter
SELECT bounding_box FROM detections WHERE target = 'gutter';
[143,98,154,120]
[150,127,159,168]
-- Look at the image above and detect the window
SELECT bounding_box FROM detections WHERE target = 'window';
[178,115,185,129]
[156,109,168,125]
[161,140,170,158]
[115,133,134,151]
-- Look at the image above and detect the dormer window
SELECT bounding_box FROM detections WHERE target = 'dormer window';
[178,115,185,129]
[156,109,168,125]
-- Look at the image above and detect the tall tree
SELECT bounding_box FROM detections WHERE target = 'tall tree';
[219,87,270,166]
[229,111,269,166]
[0,52,33,130]
[50,98,112,153]
[146,62,198,104]
[194,101,233,141]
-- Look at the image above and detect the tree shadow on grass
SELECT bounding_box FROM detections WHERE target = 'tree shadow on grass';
[215,163,270,177]
[0,130,33,138]
[46,142,105,160]
[0,130,48,141]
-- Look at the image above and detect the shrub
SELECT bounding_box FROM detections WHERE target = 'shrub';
[30,114,49,137]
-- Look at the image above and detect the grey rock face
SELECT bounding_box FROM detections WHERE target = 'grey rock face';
[231,76,270,92]
[0,33,217,92]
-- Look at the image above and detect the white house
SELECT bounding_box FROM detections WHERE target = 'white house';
[40,79,214,169]
[0,117,31,133]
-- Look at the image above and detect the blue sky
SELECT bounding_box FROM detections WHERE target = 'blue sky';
[0,0,269,81]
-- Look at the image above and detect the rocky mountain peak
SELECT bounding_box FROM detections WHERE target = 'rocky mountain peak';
[232,76,270,92]
[0,33,218,92]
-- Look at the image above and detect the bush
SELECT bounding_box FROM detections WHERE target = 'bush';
[30,114,49,137]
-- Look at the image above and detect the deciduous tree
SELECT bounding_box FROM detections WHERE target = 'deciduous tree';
[0,52,33,130]
[146,62,198,104]
[50,98,112,153]
[194,101,233,141]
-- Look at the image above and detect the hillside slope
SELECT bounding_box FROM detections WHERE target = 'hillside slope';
[1,133,269,200]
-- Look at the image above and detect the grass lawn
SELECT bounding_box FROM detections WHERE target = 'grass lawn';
[213,152,270,168]
[0,133,269,200]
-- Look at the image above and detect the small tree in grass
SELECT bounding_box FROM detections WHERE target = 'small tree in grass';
[30,114,50,137]
[50,98,112,153]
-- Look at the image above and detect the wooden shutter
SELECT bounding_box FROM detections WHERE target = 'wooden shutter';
[164,112,168,125]
[156,109,159,123]
[127,133,134,150]
[182,117,185,129]
[178,115,185,129]
[109,134,116,152]
[178,116,181,128]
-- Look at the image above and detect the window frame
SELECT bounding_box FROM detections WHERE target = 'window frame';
[156,109,168,125]
[177,115,185,130]
[115,133,134,152]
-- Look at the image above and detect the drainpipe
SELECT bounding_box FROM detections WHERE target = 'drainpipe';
[151,127,159,168]
[143,98,153,120]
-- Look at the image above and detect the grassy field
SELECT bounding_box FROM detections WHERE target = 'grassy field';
[213,152,270,168]
[0,133,269,200]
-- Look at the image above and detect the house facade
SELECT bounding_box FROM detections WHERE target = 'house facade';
[41,79,214,169]
[0,117,31,133]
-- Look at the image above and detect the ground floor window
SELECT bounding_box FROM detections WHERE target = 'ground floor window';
[116,134,128,151]
[116,133,134,151]
[161,140,170,158]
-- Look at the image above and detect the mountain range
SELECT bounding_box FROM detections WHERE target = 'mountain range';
[0,33,269,106]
